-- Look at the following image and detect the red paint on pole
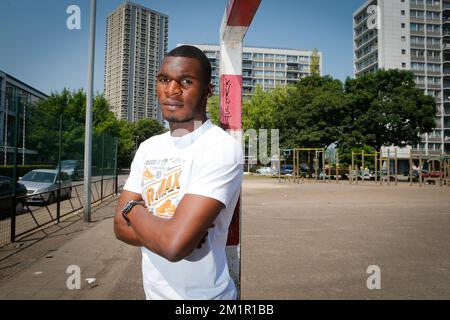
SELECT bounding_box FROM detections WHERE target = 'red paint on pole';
[226,0,261,27]
[220,74,242,130]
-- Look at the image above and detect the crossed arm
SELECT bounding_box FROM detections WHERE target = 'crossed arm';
[113,190,224,262]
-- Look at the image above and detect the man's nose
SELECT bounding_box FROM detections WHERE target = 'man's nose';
[165,80,182,96]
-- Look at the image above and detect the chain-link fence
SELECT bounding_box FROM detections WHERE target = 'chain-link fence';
[0,91,118,248]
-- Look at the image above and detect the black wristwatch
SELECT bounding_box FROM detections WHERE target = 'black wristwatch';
[121,200,141,225]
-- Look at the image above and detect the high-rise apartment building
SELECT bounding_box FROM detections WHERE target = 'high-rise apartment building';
[353,0,450,155]
[185,44,322,97]
[104,1,168,123]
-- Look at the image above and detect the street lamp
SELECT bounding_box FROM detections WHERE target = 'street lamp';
[84,0,97,222]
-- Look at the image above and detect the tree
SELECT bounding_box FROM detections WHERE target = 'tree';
[207,95,220,125]
[276,75,346,149]
[132,118,166,147]
[310,48,321,76]
[343,69,437,151]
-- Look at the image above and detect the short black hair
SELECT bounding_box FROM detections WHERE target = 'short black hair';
[166,45,212,84]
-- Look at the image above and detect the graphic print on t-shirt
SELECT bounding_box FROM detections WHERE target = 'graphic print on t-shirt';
[142,158,184,219]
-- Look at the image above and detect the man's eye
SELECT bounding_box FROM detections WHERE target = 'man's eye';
[181,79,192,85]
[158,77,169,83]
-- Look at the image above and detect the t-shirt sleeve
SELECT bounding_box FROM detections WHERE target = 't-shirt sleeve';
[185,137,243,208]
[123,144,145,194]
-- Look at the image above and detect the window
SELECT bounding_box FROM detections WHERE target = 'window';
[401,10,405,15]
[426,11,440,20]
[401,23,406,29]
[427,37,440,45]
[401,36,406,42]
[411,62,425,70]
[411,49,425,57]
[402,49,406,54]
[426,24,440,33]
[411,10,424,19]
[410,23,424,31]
[427,63,441,72]
[402,62,407,68]
[411,36,425,44]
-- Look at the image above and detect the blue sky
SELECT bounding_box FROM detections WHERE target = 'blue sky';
[0,0,364,95]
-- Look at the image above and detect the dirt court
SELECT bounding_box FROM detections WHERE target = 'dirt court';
[240,176,450,299]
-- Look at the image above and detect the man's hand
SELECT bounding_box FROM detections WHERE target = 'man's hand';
[113,191,145,247]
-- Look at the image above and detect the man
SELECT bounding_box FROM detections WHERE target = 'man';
[114,45,243,300]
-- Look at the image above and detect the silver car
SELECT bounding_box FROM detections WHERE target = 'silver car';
[20,169,72,204]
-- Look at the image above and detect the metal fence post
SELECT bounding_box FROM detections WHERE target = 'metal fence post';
[10,94,20,243]
[100,132,104,201]
[114,138,118,195]
[57,113,63,222]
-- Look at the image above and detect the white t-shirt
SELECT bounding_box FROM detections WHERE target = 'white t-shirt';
[123,120,243,300]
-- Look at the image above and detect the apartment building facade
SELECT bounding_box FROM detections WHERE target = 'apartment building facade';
[353,0,450,155]
[104,1,168,123]
[185,44,322,97]
[0,70,47,165]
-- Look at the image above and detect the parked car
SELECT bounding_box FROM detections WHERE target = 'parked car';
[273,164,294,175]
[256,167,274,175]
[57,160,83,181]
[0,176,27,218]
[19,169,72,204]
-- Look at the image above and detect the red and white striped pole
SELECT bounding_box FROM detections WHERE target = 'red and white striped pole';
[220,0,261,298]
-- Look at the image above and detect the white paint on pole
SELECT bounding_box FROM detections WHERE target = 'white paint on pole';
[220,0,261,299]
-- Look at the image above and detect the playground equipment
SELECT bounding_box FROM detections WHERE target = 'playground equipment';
[378,148,398,186]
[409,150,450,187]
[277,147,340,184]
[292,148,325,184]
[349,150,379,184]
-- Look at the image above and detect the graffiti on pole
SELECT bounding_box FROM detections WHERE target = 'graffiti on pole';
[220,75,242,130]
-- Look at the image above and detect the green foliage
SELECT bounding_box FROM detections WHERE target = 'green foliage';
[235,69,436,161]
[207,95,220,125]
[343,69,436,151]
[27,89,166,169]
[310,48,321,76]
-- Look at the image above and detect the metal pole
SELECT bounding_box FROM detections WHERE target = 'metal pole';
[4,99,8,165]
[351,151,355,184]
[362,150,365,184]
[278,149,281,183]
[57,114,63,223]
[101,132,105,201]
[395,148,398,186]
[114,138,119,195]
[375,152,378,183]
[409,151,413,186]
[387,149,391,186]
[84,0,96,222]
[336,151,339,184]
[10,95,20,243]
[419,151,423,187]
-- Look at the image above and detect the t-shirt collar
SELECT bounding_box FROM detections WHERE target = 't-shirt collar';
[169,120,213,148]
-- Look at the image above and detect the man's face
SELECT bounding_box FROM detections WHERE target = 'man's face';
[157,56,212,123]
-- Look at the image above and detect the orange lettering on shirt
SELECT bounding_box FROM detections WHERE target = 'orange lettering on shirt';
[155,178,166,201]
[174,171,181,190]
[164,175,173,194]
[146,188,154,206]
